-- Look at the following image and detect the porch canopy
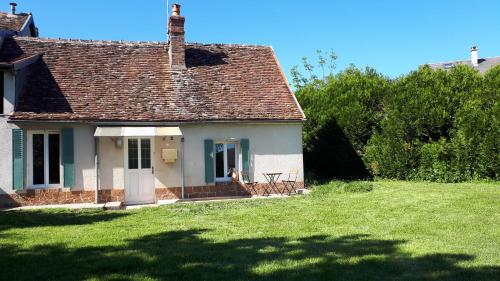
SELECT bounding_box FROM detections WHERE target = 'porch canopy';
[94,127,182,137]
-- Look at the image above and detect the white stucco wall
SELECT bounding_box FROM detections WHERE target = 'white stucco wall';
[1,122,303,194]
[0,117,17,194]
[155,136,183,188]
[3,72,15,115]
[98,135,183,189]
[96,122,303,189]
[0,72,16,194]
[98,136,124,189]
[1,123,98,193]
[181,122,304,186]
[73,125,97,190]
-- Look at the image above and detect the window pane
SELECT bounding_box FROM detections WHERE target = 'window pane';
[227,143,236,177]
[32,134,44,185]
[128,139,138,169]
[48,134,60,184]
[140,139,151,169]
[215,143,225,178]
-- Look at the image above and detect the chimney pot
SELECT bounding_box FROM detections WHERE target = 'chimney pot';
[470,46,478,66]
[172,3,181,16]
[9,2,17,15]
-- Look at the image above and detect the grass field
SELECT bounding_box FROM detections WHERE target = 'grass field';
[1,181,499,281]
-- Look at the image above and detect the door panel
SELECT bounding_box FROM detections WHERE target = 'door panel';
[125,137,155,204]
[128,139,139,169]
[140,139,151,168]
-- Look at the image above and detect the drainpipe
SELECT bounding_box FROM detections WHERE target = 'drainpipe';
[94,136,100,204]
[181,136,185,199]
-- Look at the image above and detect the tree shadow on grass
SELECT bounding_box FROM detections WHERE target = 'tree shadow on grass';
[0,210,128,232]
[0,229,498,281]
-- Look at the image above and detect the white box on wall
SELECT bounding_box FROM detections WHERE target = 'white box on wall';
[162,148,177,163]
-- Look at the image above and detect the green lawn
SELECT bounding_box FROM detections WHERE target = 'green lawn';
[1,181,499,281]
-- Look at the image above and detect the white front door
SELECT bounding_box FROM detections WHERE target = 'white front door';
[124,137,155,204]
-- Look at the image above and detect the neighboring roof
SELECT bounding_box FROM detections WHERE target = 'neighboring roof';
[0,12,30,33]
[426,57,500,74]
[0,36,305,122]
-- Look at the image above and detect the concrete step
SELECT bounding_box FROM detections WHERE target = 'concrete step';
[103,201,123,210]
[296,188,311,195]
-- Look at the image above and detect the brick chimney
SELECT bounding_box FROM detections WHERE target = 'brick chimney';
[168,3,185,69]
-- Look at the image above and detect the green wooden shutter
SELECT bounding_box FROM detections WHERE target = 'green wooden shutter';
[204,139,214,183]
[241,139,250,176]
[62,128,75,188]
[12,129,24,190]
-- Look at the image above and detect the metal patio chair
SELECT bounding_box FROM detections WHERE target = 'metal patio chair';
[240,171,258,195]
[282,169,298,195]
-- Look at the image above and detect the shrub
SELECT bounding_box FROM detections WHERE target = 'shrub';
[364,65,499,182]
[293,53,500,182]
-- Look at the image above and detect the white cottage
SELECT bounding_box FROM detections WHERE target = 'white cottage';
[0,4,305,207]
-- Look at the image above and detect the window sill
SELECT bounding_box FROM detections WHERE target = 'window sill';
[215,178,232,183]
[27,185,63,190]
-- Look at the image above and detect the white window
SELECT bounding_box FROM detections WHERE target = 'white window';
[214,141,238,182]
[27,130,62,188]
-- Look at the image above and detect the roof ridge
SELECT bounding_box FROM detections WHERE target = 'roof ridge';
[185,42,270,49]
[12,36,270,49]
[12,36,167,46]
[426,56,500,66]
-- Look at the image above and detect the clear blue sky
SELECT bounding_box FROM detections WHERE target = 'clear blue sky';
[10,0,500,80]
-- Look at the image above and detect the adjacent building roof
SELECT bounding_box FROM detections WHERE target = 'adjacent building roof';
[0,36,305,122]
[426,57,500,74]
[0,12,30,33]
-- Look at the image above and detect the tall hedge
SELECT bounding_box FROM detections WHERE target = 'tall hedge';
[295,66,389,179]
[364,65,499,181]
[295,62,500,182]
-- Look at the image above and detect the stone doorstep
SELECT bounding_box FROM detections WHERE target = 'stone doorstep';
[103,201,123,210]
[157,199,179,205]
[297,188,311,194]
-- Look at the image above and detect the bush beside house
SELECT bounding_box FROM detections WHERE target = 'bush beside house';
[293,55,499,182]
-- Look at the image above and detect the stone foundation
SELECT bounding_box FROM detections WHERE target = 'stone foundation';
[0,189,125,208]
[157,181,304,199]
[0,182,304,208]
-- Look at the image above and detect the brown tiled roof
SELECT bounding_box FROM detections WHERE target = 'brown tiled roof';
[0,37,304,122]
[0,12,29,32]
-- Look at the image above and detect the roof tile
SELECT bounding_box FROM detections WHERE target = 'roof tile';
[0,37,304,122]
[0,12,29,32]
